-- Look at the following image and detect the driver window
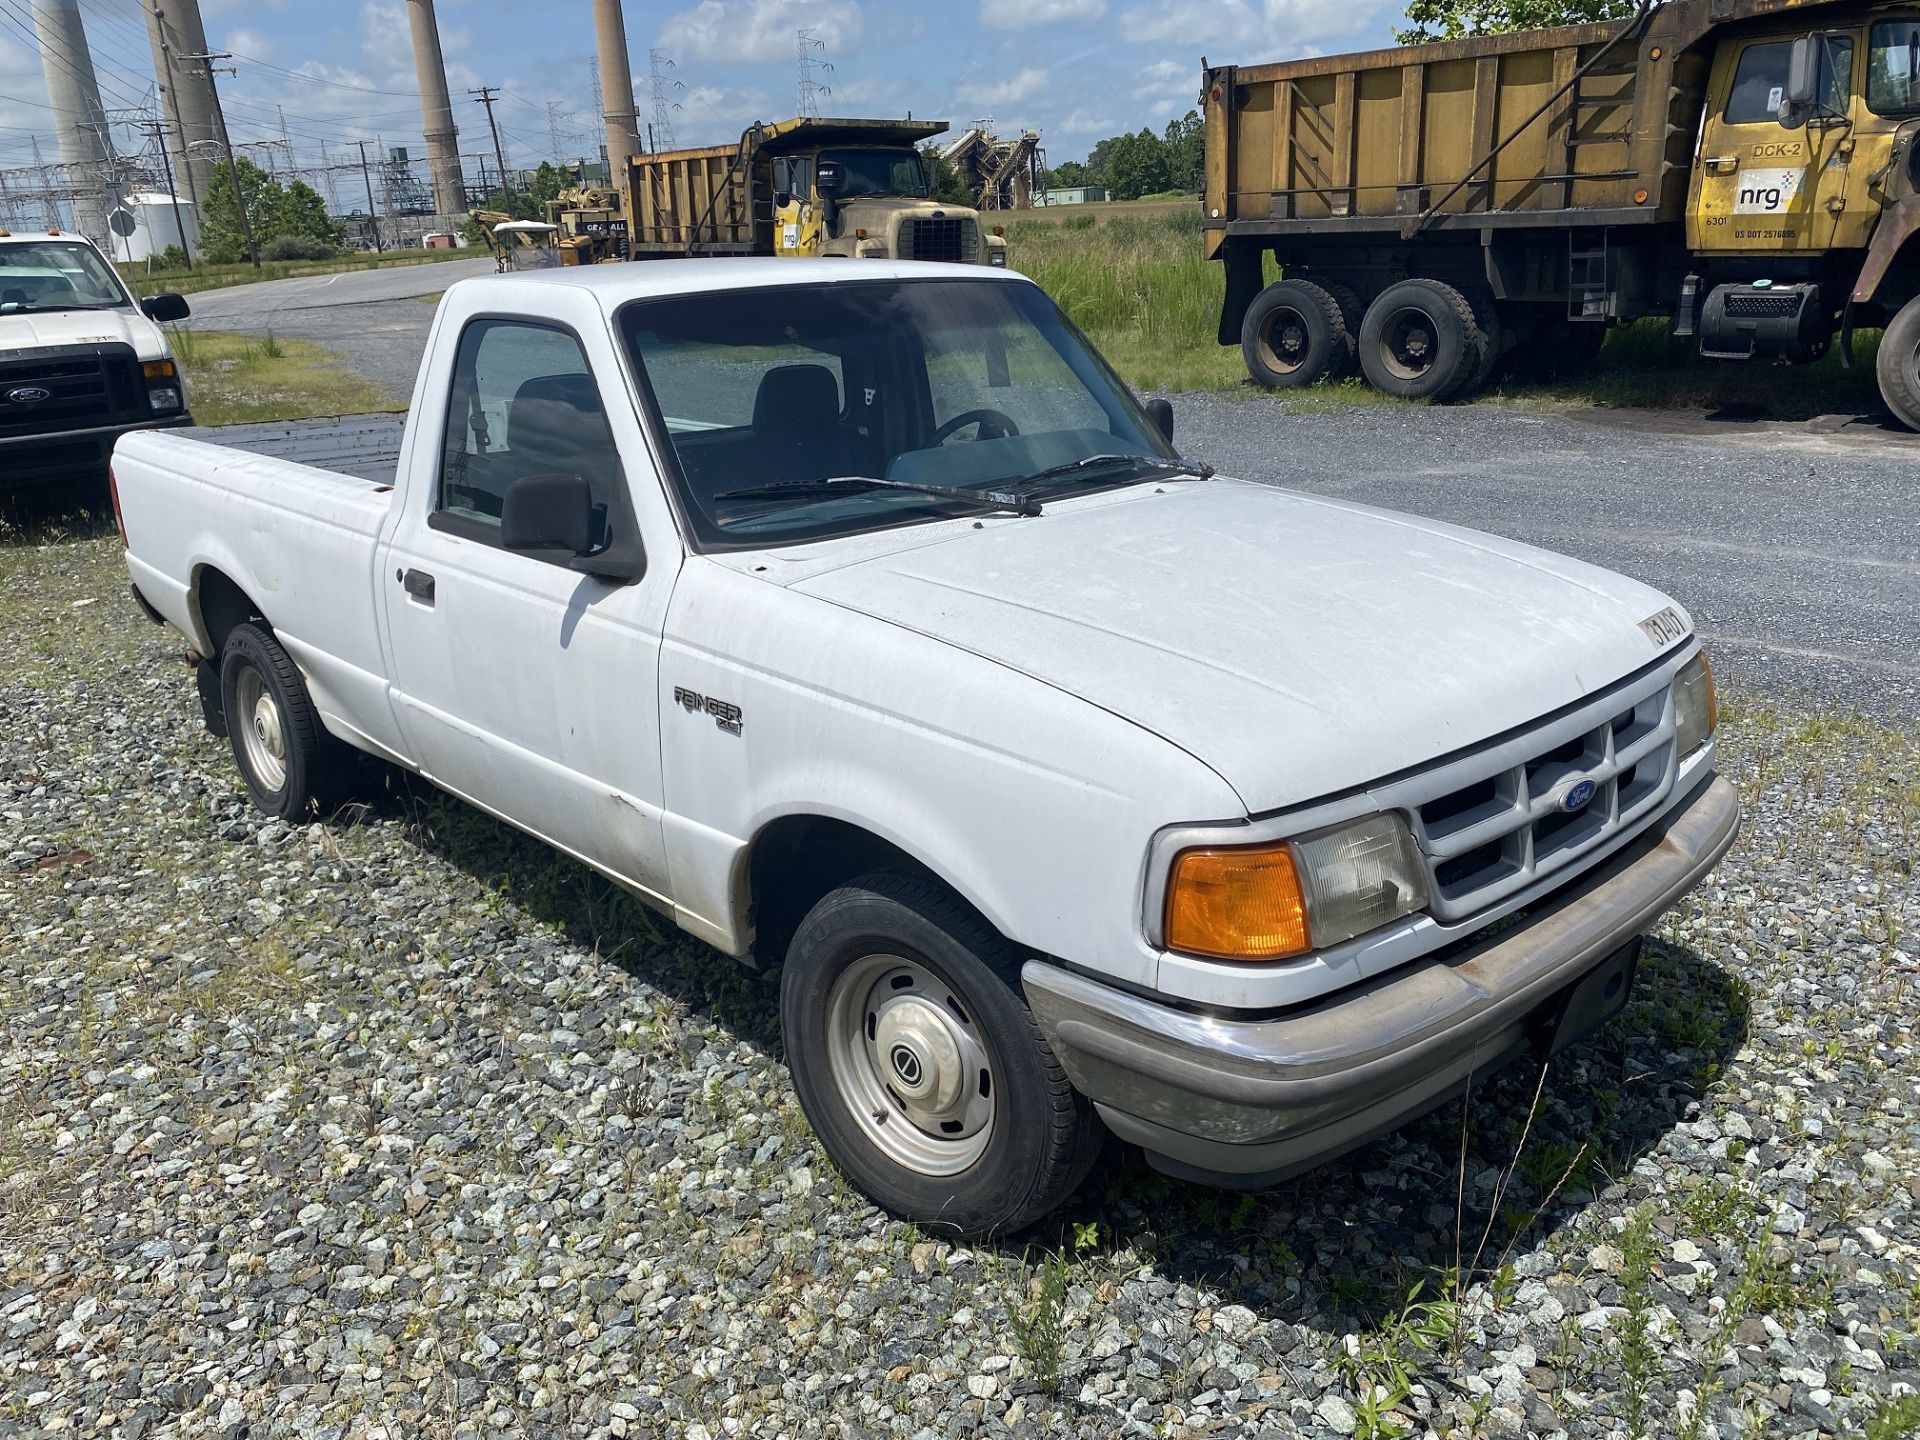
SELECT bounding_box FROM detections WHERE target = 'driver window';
[1726,36,1852,123]
[436,319,622,551]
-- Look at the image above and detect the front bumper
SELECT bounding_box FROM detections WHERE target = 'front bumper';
[0,412,192,487]
[1023,771,1741,1187]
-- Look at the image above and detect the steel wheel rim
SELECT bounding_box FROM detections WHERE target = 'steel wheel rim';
[824,953,996,1176]
[1381,306,1439,382]
[233,666,287,793]
[1256,305,1312,375]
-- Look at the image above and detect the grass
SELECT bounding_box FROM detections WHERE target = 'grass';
[170,326,397,425]
[114,246,477,297]
[1007,208,1893,418]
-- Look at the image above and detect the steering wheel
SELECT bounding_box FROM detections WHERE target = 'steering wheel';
[931,408,1020,444]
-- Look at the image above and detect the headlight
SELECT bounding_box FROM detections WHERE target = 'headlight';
[144,358,183,412]
[987,249,1009,267]
[1674,650,1717,756]
[1164,812,1429,961]
[148,386,182,412]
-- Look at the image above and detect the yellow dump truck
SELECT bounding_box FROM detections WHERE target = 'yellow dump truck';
[1204,0,1920,426]
[625,117,1008,266]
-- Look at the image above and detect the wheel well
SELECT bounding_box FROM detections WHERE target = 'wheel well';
[745,815,938,967]
[193,566,264,660]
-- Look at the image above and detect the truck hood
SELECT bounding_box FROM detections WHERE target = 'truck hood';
[790,480,1690,813]
[0,306,168,361]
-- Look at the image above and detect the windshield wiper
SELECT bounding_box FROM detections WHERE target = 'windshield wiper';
[711,475,1043,516]
[1014,453,1216,490]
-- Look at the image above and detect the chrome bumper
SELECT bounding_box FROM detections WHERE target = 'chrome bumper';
[1023,772,1741,1187]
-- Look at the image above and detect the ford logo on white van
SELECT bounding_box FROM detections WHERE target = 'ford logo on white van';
[7,385,52,404]
[1557,776,1599,813]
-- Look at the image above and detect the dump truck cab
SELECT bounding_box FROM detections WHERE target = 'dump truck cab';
[628,118,1007,267]
[1204,0,1920,429]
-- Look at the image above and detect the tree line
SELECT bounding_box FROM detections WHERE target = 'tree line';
[1042,111,1204,201]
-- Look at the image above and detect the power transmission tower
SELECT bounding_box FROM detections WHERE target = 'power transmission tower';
[469,86,510,198]
[546,101,566,160]
[796,30,832,118]
[356,140,382,251]
[648,50,681,152]
[181,51,259,267]
[138,117,192,265]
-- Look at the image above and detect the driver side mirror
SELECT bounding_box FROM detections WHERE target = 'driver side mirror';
[142,292,190,322]
[1145,396,1175,444]
[816,160,843,197]
[1780,35,1820,128]
[502,472,595,556]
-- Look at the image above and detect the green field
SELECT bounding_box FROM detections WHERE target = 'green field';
[114,247,476,298]
[1007,208,1889,419]
[169,327,395,426]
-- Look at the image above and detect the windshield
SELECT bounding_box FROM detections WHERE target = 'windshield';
[0,240,130,314]
[621,277,1178,549]
[820,147,930,199]
[1869,19,1920,114]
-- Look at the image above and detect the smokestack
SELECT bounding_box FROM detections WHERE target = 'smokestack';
[33,0,112,240]
[592,0,640,179]
[405,0,465,215]
[142,0,220,210]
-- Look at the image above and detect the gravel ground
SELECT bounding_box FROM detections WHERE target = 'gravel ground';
[5,512,1920,1437]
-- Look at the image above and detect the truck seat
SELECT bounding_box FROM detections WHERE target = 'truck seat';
[751,364,845,482]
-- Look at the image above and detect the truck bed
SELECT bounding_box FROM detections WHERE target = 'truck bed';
[179,413,405,482]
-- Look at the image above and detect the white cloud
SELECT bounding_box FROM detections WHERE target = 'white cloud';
[1117,0,1376,49]
[961,66,1048,109]
[225,28,276,62]
[658,0,864,65]
[979,0,1104,29]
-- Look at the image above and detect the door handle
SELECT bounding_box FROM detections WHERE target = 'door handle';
[401,567,435,605]
[1703,155,1740,173]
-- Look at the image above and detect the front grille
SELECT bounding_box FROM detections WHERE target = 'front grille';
[900,217,979,264]
[1724,292,1800,319]
[1370,665,1679,922]
[0,344,141,440]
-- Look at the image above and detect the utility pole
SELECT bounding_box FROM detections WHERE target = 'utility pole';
[140,117,192,266]
[469,86,509,200]
[356,140,382,251]
[182,50,258,267]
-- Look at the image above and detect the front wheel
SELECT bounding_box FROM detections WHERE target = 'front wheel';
[1876,293,1920,432]
[780,870,1103,1237]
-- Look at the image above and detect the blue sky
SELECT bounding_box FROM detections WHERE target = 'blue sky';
[0,0,1399,187]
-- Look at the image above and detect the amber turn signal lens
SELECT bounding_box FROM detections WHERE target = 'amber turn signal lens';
[142,359,176,380]
[1165,842,1310,960]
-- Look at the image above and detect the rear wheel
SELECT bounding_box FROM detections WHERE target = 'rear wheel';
[219,621,351,821]
[780,870,1103,1237]
[1241,279,1354,389]
[1357,279,1486,401]
[1874,294,1920,432]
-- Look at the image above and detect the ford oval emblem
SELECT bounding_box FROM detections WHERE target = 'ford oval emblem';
[6,385,52,405]
[1559,777,1599,814]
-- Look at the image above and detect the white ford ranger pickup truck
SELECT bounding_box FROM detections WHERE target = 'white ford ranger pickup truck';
[113,259,1740,1236]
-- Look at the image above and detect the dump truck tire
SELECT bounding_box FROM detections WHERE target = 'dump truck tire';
[1242,279,1353,389]
[1876,295,1920,433]
[1460,287,1503,392]
[1357,279,1485,400]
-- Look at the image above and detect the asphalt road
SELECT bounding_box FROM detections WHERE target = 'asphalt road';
[187,279,1920,720]
[181,258,491,401]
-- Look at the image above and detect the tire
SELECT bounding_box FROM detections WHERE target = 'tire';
[1875,294,1920,432]
[1317,278,1367,339]
[780,869,1104,1237]
[1357,278,1487,401]
[1458,286,1504,392]
[218,621,350,821]
[1241,279,1354,389]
